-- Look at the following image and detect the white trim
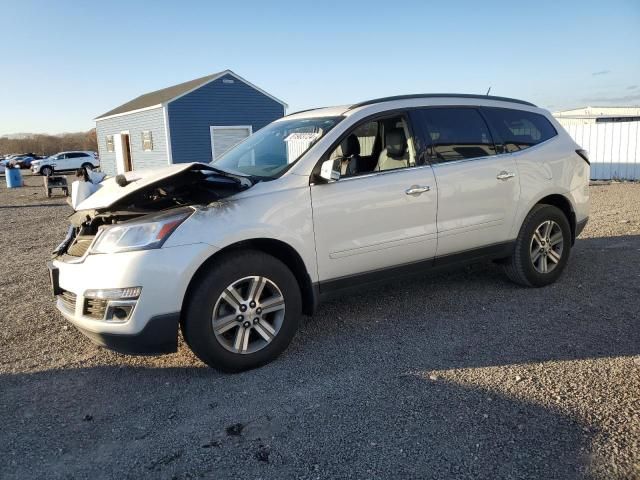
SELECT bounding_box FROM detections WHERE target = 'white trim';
[95,104,163,121]
[162,106,173,164]
[209,125,253,161]
[169,70,288,110]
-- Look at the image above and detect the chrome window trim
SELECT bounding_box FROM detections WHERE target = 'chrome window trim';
[330,164,433,184]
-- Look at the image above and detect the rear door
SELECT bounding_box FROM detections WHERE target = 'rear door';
[410,107,520,258]
[310,113,438,285]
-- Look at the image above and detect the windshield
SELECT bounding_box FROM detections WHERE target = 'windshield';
[211,116,343,178]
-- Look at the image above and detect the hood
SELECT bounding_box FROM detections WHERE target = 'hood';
[76,162,241,211]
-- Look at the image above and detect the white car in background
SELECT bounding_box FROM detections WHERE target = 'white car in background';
[48,94,590,372]
[31,151,99,176]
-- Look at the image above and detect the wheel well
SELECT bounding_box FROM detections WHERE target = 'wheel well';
[181,239,316,321]
[536,194,576,244]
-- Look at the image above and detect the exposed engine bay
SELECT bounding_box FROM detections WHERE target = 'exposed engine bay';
[54,165,251,258]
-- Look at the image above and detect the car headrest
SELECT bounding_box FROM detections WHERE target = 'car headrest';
[385,129,407,159]
[341,134,360,157]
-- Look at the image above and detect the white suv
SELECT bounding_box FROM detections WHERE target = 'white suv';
[31,151,99,176]
[48,94,590,372]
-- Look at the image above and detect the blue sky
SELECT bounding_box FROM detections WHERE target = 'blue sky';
[1,0,638,135]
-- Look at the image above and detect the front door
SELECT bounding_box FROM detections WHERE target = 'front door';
[310,113,438,285]
[409,107,520,258]
[114,133,133,173]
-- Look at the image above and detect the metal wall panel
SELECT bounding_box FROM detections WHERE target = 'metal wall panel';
[564,121,640,180]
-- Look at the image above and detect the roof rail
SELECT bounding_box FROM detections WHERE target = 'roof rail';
[347,93,536,110]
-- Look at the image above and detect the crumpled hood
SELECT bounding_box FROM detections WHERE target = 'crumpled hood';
[76,162,217,211]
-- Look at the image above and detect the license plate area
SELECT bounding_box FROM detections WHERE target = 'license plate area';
[47,261,62,296]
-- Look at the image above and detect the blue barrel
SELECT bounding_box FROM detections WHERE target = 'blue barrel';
[5,167,23,188]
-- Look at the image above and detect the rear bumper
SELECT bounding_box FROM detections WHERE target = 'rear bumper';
[72,312,180,355]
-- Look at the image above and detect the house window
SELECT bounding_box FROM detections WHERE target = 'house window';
[142,131,153,151]
[106,135,114,152]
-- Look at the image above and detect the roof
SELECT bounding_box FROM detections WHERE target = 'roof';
[553,106,640,118]
[95,70,288,120]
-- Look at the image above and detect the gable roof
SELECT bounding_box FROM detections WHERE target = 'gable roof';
[95,70,287,120]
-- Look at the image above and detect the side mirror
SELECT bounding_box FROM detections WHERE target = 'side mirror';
[319,158,340,183]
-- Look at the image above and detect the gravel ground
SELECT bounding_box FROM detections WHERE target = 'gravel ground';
[1,173,639,479]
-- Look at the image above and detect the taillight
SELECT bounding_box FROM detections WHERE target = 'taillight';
[576,149,590,165]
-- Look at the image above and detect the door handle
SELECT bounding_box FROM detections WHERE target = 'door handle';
[405,185,430,196]
[496,171,516,181]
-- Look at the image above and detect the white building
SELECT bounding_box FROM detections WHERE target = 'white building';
[553,106,640,126]
[553,107,640,180]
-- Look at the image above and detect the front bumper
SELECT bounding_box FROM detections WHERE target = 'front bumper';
[53,242,218,354]
[73,312,180,354]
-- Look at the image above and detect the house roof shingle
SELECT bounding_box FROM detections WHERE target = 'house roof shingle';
[95,71,224,120]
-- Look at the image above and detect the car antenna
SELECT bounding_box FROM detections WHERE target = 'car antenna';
[486,86,492,95]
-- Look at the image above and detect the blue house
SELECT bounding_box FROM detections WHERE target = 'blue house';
[95,70,287,175]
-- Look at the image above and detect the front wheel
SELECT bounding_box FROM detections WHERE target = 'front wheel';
[181,250,302,372]
[40,166,53,176]
[503,204,572,287]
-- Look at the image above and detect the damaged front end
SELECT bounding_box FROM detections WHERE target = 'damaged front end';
[53,163,250,259]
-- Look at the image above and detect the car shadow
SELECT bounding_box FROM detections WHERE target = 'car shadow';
[0,364,591,479]
[305,233,640,370]
[2,234,637,478]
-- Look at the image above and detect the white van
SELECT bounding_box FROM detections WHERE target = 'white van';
[47,94,590,372]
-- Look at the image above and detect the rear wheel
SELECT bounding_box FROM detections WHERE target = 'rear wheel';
[41,166,53,176]
[182,250,301,372]
[503,204,572,287]
[81,162,93,171]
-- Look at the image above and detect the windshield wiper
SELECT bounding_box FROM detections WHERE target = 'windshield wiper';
[205,166,253,187]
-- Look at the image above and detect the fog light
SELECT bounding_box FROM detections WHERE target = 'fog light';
[84,287,141,300]
[104,302,136,322]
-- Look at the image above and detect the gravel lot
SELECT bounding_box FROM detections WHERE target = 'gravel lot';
[1,173,639,479]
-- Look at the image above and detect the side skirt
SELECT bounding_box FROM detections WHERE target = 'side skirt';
[316,241,515,301]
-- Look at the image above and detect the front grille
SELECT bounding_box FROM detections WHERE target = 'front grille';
[83,298,108,320]
[58,290,77,312]
[67,235,94,257]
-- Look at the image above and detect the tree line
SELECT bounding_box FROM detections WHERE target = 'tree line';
[0,129,98,156]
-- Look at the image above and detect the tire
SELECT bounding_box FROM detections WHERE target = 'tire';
[503,204,572,287]
[81,162,93,170]
[181,250,302,372]
[41,166,53,176]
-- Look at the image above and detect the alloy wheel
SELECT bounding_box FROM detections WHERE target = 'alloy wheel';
[530,220,564,274]
[211,276,285,354]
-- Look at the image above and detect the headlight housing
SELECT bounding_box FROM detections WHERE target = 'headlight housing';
[90,208,192,254]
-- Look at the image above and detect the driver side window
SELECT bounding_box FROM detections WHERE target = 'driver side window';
[328,115,416,177]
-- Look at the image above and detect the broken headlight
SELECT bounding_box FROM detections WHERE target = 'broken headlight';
[90,209,192,254]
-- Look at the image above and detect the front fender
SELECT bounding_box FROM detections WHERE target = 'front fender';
[165,181,318,283]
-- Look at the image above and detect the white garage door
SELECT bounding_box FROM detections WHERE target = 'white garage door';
[210,126,252,161]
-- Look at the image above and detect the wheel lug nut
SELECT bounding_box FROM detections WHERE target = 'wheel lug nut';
[240,305,247,312]
[243,321,251,328]
[256,307,262,314]
[249,301,256,308]
[237,315,244,321]
[253,318,259,324]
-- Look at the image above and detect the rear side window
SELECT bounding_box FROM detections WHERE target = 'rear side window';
[482,108,557,153]
[411,108,496,163]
